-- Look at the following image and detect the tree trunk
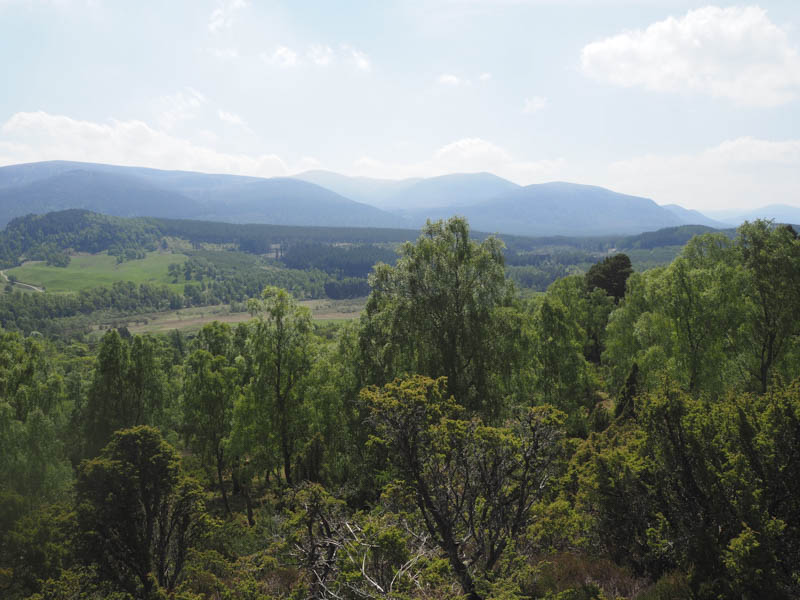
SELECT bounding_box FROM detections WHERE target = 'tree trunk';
[217,449,231,516]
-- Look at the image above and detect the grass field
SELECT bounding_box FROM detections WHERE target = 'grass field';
[6,252,187,293]
[123,298,365,335]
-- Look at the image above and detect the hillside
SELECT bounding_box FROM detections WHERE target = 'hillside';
[293,170,423,206]
[0,169,202,225]
[0,161,404,228]
[0,161,731,236]
[402,181,686,236]
[662,204,728,228]
[390,172,519,210]
[722,204,800,226]
[188,178,401,227]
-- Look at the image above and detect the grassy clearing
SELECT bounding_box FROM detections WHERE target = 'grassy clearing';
[123,298,366,336]
[6,252,187,293]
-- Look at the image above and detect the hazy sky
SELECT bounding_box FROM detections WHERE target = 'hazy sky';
[1,0,799,211]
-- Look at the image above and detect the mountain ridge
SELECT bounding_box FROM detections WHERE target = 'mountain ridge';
[0,160,741,236]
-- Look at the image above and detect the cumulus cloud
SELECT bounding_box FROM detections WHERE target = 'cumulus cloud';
[522,96,548,113]
[0,111,298,177]
[605,137,800,210]
[308,44,334,66]
[438,72,493,86]
[208,0,248,33]
[438,73,463,86]
[262,44,370,71]
[155,88,207,130]
[581,5,800,107]
[352,137,566,184]
[217,109,248,129]
[263,45,299,68]
[343,45,371,72]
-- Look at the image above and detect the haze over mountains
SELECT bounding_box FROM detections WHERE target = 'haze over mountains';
[0,160,792,236]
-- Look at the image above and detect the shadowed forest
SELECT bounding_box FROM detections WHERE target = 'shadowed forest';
[3,216,800,600]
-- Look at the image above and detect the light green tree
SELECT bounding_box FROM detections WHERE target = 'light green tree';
[183,348,238,514]
[359,217,515,419]
[234,286,314,486]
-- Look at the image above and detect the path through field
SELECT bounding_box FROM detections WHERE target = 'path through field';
[0,270,44,292]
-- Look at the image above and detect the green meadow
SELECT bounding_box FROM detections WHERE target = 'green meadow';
[6,252,187,293]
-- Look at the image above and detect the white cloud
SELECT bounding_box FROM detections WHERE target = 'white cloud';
[217,109,247,128]
[522,96,548,113]
[581,5,800,107]
[308,44,334,66]
[208,0,248,33]
[438,72,492,86]
[262,44,369,71]
[155,88,207,130]
[0,111,298,177]
[343,45,371,72]
[438,73,462,86]
[263,45,298,68]
[605,137,800,210]
[352,137,566,184]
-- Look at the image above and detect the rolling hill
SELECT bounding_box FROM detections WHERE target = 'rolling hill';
[293,170,423,206]
[0,169,202,223]
[0,161,403,228]
[714,204,800,227]
[402,182,687,236]
[661,204,728,228]
[0,160,731,236]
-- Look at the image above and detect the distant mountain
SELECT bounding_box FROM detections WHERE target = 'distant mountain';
[0,169,202,224]
[385,173,520,210]
[294,171,519,210]
[403,182,686,236]
[0,161,747,236]
[0,160,264,193]
[0,161,403,228]
[293,170,422,206]
[661,204,727,228]
[190,178,402,228]
[711,204,800,227]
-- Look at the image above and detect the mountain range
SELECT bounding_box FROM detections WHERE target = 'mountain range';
[0,160,793,236]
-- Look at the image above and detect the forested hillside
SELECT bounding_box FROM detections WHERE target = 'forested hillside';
[2,216,800,600]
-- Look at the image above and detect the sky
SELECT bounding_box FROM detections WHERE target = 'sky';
[1,0,799,212]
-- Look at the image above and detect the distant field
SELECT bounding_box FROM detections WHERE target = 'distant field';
[6,252,187,293]
[124,298,365,335]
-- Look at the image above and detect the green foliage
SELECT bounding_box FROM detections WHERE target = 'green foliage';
[183,343,239,514]
[360,217,516,418]
[0,209,161,269]
[76,426,207,599]
[0,332,72,502]
[585,253,632,302]
[577,382,800,598]
[4,215,800,600]
[604,221,800,397]
[81,330,168,457]
[366,375,566,600]
[232,287,315,487]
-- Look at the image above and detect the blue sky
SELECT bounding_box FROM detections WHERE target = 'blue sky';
[1,0,799,211]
